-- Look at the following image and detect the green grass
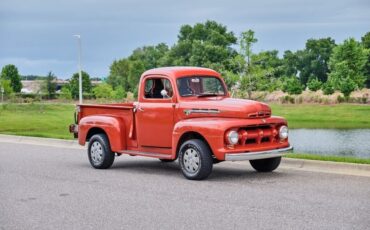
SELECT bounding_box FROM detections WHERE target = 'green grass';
[0,103,75,139]
[271,104,370,129]
[285,153,370,165]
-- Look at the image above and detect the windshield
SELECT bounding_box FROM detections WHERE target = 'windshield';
[177,76,226,97]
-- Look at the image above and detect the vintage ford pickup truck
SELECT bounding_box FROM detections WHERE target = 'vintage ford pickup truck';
[70,67,292,180]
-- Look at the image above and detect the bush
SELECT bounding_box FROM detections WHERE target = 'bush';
[93,83,114,99]
[307,78,322,91]
[281,95,295,104]
[322,82,334,95]
[59,87,72,100]
[113,87,127,100]
[337,95,345,103]
[339,79,357,98]
[282,76,303,95]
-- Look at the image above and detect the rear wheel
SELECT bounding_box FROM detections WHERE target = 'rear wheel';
[249,157,281,172]
[178,139,213,180]
[88,134,115,169]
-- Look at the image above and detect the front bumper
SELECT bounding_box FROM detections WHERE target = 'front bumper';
[225,146,293,161]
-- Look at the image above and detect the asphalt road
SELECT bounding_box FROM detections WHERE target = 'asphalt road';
[0,142,369,230]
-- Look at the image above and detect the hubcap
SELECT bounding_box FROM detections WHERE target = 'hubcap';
[183,148,200,174]
[91,141,103,164]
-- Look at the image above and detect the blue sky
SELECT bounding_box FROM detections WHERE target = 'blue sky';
[0,0,369,79]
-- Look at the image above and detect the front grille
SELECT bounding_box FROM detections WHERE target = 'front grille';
[238,125,279,146]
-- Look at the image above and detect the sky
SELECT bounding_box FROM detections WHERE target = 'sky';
[0,0,369,79]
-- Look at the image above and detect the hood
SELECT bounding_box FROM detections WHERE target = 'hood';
[178,97,271,119]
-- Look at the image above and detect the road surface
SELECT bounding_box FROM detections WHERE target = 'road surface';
[0,141,369,230]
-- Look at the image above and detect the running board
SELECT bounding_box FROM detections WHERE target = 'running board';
[118,150,173,159]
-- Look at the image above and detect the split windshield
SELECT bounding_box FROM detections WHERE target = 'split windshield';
[176,76,226,97]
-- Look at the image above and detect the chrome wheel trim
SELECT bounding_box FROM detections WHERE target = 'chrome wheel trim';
[183,147,200,174]
[91,141,103,165]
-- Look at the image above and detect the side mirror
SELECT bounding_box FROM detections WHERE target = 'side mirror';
[161,89,169,98]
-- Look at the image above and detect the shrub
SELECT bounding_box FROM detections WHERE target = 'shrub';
[282,76,303,95]
[337,95,345,103]
[281,95,295,104]
[113,87,127,100]
[322,82,334,95]
[93,83,114,99]
[59,87,72,100]
[307,78,322,91]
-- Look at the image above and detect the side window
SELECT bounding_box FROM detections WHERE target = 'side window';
[144,78,173,99]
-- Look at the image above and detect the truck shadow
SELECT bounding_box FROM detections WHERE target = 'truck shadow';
[109,158,288,182]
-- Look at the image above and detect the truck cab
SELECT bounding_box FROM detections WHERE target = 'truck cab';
[70,67,292,180]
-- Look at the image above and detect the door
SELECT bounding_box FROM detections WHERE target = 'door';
[135,77,175,149]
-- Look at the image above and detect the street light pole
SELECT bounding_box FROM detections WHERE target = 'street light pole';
[73,35,83,104]
[1,87,4,104]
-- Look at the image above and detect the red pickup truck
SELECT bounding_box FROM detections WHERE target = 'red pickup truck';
[70,67,292,180]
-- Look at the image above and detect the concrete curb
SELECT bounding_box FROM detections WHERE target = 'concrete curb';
[0,134,84,149]
[0,134,369,177]
[280,158,370,177]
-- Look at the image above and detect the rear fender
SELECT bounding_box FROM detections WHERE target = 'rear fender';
[78,115,126,152]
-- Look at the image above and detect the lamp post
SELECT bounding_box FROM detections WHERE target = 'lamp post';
[73,34,83,104]
[1,87,4,103]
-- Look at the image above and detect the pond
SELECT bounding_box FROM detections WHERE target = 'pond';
[289,129,370,159]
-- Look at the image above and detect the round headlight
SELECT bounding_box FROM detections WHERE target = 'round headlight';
[226,130,239,145]
[279,125,288,140]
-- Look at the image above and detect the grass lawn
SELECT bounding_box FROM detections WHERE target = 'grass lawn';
[0,102,369,139]
[271,104,370,129]
[0,103,75,139]
[285,153,370,165]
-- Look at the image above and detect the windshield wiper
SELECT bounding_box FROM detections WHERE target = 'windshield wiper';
[197,93,220,97]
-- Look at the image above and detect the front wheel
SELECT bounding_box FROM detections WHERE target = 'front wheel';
[178,139,213,180]
[249,157,281,172]
[88,134,115,169]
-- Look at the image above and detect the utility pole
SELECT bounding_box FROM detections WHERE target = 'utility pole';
[73,35,83,104]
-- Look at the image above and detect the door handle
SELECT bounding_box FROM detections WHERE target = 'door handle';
[133,106,144,113]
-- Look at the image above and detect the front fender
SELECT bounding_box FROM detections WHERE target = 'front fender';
[172,118,225,159]
[78,115,126,152]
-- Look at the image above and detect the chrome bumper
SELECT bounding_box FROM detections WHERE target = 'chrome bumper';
[225,146,293,161]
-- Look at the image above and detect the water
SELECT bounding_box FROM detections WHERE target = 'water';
[289,129,370,158]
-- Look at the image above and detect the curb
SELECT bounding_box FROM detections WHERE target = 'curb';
[281,158,370,177]
[0,134,369,177]
[0,134,83,149]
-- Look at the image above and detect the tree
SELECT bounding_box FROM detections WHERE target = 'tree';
[294,38,336,86]
[167,20,238,72]
[361,32,370,87]
[1,64,22,92]
[107,58,130,91]
[239,29,258,98]
[69,71,92,99]
[43,72,57,99]
[252,50,284,79]
[328,38,367,98]
[282,50,299,77]
[107,58,145,95]
[0,79,13,96]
